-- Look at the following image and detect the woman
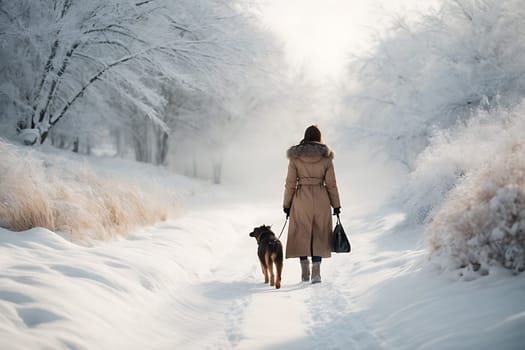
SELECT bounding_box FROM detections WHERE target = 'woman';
[283,125,341,283]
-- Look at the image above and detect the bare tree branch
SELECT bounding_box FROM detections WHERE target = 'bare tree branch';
[84,40,132,54]
[83,27,147,44]
[136,0,156,6]
[452,0,473,22]
[60,0,72,19]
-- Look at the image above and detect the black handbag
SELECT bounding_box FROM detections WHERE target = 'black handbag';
[332,214,351,253]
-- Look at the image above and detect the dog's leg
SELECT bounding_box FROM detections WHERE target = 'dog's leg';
[259,261,267,281]
[265,251,275,286]
[274,253,283,289]
[264,252,275,286]
[259,256,269,284]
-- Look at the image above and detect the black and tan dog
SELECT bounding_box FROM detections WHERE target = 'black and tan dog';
[249,225,283,289]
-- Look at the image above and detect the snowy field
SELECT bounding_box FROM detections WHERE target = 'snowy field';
[1,170,524,349]
[2,0,525,348]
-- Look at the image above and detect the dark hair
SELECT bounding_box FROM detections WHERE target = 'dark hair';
[301,125,322,144]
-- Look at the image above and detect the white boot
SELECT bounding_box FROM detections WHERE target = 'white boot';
[311,262,321,284]
[300,260,310,282]
[301,259,310,282]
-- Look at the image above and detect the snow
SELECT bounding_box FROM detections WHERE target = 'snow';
[2,0,525,348]
[1,176,524,349]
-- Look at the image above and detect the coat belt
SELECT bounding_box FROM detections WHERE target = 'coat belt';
[298,177,324,185]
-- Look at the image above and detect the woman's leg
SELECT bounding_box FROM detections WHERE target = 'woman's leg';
[311,256,322,283]
[299,256,310,282]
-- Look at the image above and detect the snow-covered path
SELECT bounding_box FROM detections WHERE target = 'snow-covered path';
[1,187,524,349]
[143,190,386,349]
[177,199,385,350]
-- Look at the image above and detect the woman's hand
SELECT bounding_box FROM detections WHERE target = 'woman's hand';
[283,208,290,218]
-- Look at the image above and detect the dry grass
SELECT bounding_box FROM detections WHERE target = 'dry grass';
[0,141,176,242]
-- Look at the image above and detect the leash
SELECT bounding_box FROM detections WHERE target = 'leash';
[277,216,289,240]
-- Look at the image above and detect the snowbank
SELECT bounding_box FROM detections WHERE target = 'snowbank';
[0,140,184,242]
[0,187,293,350]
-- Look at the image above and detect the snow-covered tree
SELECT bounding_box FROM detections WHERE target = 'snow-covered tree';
[340,0,525,272]
[344,0,525,169]
[0,0,268,155]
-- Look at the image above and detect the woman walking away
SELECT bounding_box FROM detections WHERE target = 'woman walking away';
[283,125,341,284]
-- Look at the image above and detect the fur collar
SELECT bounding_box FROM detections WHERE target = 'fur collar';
[287,142,334,159]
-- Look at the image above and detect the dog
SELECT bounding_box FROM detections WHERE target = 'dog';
[249,225,283,289]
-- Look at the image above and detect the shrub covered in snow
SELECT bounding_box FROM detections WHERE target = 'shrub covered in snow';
[399,106,524,225]
[426,109,525,273]
[0,140,177,242]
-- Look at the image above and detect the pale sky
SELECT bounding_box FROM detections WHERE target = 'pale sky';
[258,0,438,80]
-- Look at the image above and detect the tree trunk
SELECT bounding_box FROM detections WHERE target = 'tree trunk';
[113,129,126,157]
[59,134,67,149]
[73,138,79,153]
[86,136,92,156]
[192,154,198,177]
[155,128,169,165]
[213,162,222,184]
[41,131,49,144]
[133,128,151,163]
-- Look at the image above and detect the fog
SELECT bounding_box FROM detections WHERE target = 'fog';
[257,0,439,80]
[193,0,436,213]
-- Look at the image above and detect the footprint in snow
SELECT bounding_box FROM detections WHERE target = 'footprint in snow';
[225,298,250,347]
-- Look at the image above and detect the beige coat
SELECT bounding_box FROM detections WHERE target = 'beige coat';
[283,142,341,259]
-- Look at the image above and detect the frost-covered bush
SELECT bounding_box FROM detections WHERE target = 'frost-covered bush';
[400,106,524,224]
[426,111,525,273]
[0,140,176,242]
